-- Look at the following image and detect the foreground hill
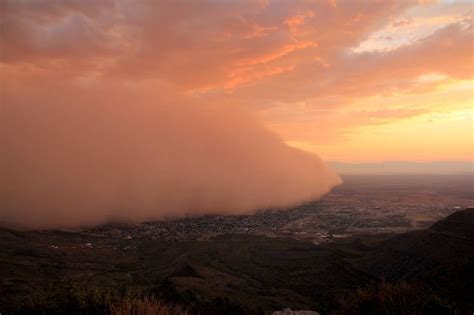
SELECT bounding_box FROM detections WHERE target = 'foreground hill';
[1,209,473,314]
[339,208,474,313]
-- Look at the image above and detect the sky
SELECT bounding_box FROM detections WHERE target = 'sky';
[1,0,473,164]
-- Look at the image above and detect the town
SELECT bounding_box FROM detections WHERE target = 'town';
[83,174,474,245]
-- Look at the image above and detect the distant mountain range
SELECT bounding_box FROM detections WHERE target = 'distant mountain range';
[1,209,473,314]
[329,161,474,174]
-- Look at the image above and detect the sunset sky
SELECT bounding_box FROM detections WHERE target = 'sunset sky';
[1,0,473,164]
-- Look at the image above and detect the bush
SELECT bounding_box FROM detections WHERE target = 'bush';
[333,281,453,315]
[14,282,188,314]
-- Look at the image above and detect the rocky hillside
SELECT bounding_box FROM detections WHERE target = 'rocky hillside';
[1,209,473,314]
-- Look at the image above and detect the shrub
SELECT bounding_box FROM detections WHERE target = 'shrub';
[14,282,188,314]
[333,281,453,315]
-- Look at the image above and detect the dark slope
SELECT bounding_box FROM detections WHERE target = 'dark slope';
[349,208,474,312]
[0,209,473,314]
[351,208,474,275]
[350,208,474,275]
[430,207,474,240]
[133,234,376,313]
[0,229,372,313]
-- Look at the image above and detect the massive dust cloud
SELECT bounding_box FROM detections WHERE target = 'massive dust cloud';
[0,0,349,228]
[0,82,341,229]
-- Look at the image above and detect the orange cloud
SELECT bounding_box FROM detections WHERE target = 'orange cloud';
[0,0,472,167]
